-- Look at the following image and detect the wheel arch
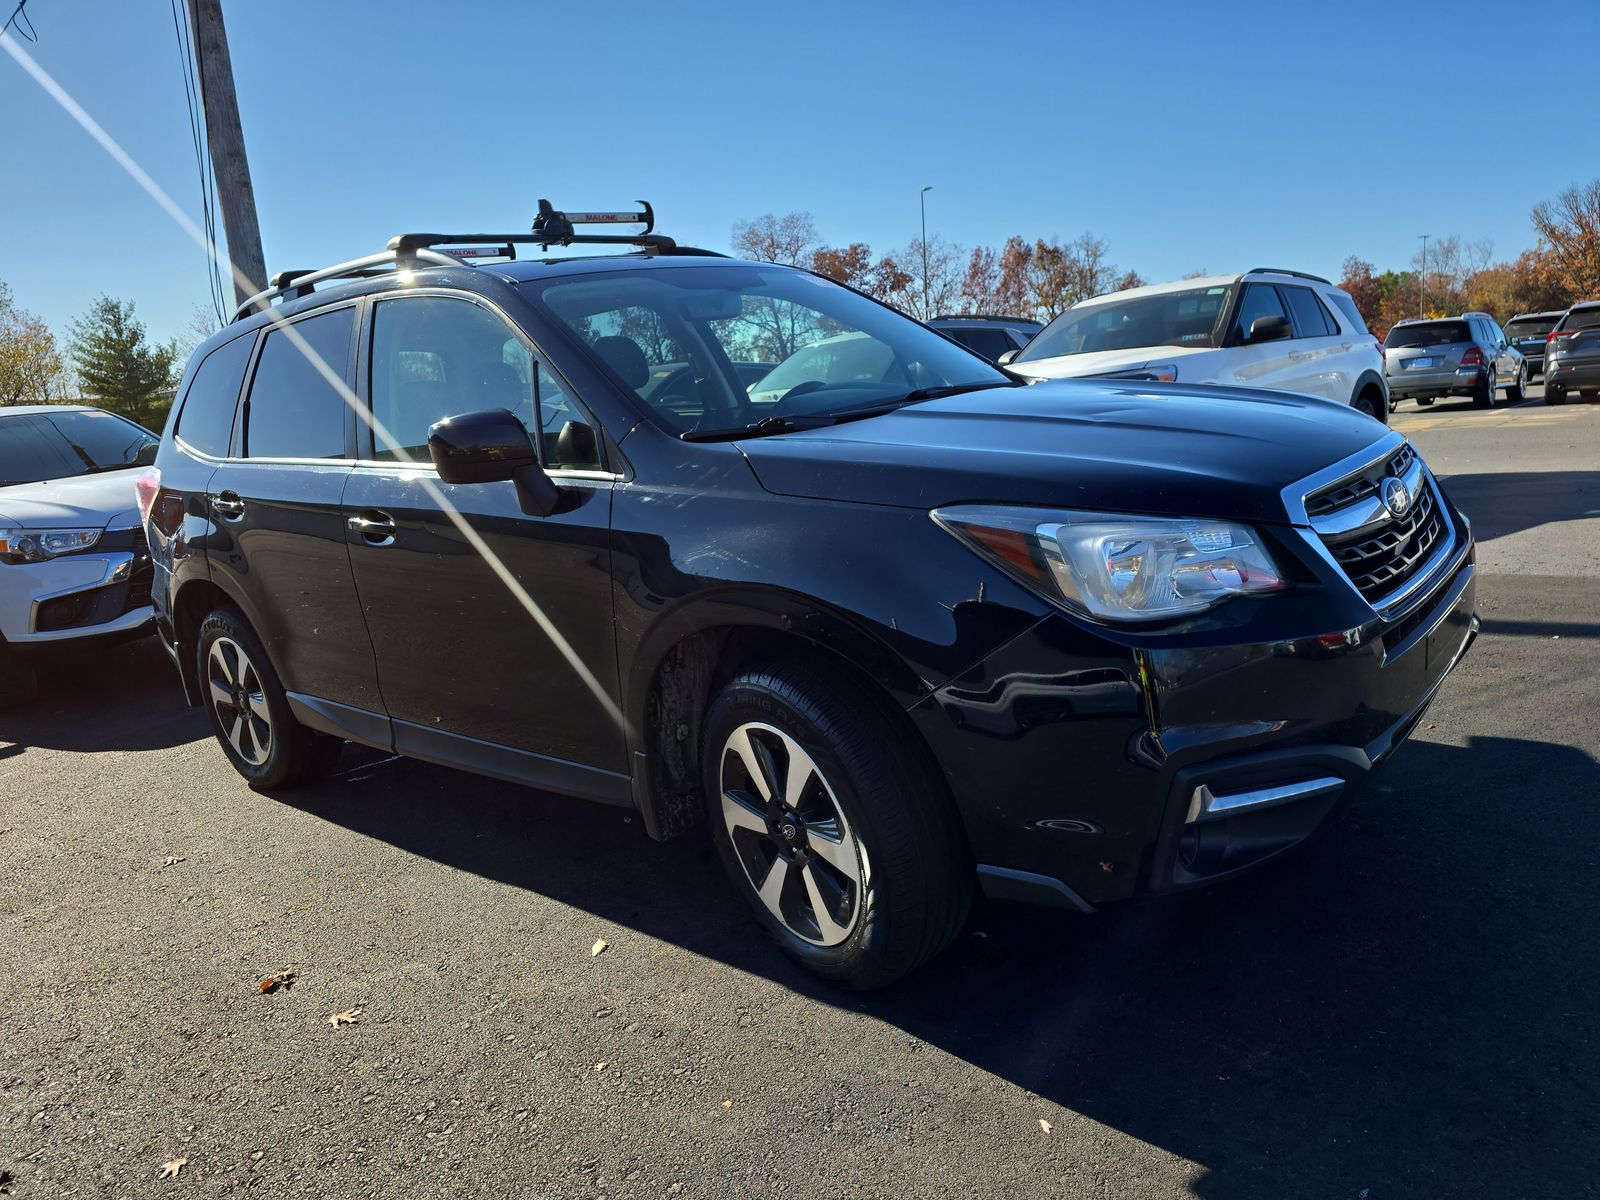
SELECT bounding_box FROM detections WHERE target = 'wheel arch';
[625,589,934,842]
[1352,369,1389,423]
[169,573,267,706]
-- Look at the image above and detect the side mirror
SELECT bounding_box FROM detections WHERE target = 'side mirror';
[1247,314,1293,344]
[134,441,159,466]
[427,408,561,517]
[996,349,1019,366]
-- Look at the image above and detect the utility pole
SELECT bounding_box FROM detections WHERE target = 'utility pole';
[1418,234,1430,318]
[920,186,933,319]
[186,0,265,307]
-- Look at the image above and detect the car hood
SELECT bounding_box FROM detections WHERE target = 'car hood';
[1010,344,1215,380]
[735,380,1388,524]
[0,470,143,530]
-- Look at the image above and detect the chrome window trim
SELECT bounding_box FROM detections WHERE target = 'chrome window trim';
[346,459,622,483]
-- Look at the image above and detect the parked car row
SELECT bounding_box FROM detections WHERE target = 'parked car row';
[121,204,1478,989]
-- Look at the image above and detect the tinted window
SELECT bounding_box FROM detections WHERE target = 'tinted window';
[537,364,602,471]
[1018,285,1232,361]
[1385,321,1472,348]
[176,334,253,456]
[0,409,157,487]
[950,327,1012,361]
[1231,284,1289,342]
[1326,291,1369,335]
[1505,316,1559,338]
[1561,307,1600,332]
[370,297,535,462]
[1283,286,1333,337]
[244,308,355,459]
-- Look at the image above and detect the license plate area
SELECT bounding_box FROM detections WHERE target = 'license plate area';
[1405,357,1438,370]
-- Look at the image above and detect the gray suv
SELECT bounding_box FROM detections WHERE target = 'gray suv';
[1503,310,1564,378]
[1543,301,1600,405]
[927,314,1041,362]
[1384,313,1527,409]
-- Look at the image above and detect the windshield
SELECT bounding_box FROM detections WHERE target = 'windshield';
[1385,321,1472,348]
[0,409,156,488]
[1016,285,1233,362]
[524,265,1009,437]
[1505,316,1559,338]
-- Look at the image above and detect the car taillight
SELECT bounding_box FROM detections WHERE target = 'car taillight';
[1460,348,1484,367]
[1548,328,1578,342]
[135,468,161,526]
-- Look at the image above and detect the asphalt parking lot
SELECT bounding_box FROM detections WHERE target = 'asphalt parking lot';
[3,395,1597,1199]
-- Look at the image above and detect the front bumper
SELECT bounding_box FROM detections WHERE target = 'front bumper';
[910,526,1478,910]
[0,538,154,646]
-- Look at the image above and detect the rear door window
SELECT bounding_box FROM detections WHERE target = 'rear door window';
[1283,286,1334,338]
[176,334,254,457]
[244,307,356,459]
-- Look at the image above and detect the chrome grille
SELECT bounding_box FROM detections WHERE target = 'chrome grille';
[1305,442,1416,518]
[1302,440,1451,607]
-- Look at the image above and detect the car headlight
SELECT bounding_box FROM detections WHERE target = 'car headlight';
[932,505,1287,622]
[0,527,103,564]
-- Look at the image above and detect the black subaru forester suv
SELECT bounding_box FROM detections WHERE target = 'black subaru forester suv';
[141,205,1479,989]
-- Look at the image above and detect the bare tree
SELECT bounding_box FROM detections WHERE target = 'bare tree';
[731,212,820,266]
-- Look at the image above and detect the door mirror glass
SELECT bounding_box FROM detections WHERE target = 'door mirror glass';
[1248,314,1293,344]
[996,349,1019,366]
[134,440,159,466]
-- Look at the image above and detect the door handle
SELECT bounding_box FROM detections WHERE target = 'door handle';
[348,510,397,546]
[211,490,245,520]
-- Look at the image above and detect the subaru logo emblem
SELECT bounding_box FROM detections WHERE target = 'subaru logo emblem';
[781,822,798,842]
[1381,476,1411,519]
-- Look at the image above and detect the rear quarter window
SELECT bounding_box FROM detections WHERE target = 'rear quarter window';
[1325,291,1369,336]
[175,334,254,457]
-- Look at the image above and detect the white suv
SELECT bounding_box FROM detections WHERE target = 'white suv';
[0,405,158,704]
[1004,269,1390,421]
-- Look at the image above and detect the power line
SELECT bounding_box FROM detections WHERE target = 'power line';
[2,0,39,42]
[170,0,227,326]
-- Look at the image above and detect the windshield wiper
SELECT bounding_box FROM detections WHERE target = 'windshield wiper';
[897,380,1016,404]
[682,401,910,443]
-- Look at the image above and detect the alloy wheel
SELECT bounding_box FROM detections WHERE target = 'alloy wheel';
[207,636,272,767]
[719,722,865,946]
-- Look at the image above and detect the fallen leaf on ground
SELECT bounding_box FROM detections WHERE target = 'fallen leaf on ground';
[1039,1119,1053,1134]
[258,967,296,994]
[328,1008,362,1027]
[591,938,608,957]
[594,1061,607,1071]
[159,1156,187,1179]
[722,1099,733,1109]
[161,855,186,869]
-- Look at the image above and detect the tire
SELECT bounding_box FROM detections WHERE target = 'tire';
[196,607,343,788]
[1471,373,1493,408]
[1417,396,1434,407]
[702,659,971,990]
[1352,387,1386,423]
[1503,364,1526,406]
[1546,385,1566,406]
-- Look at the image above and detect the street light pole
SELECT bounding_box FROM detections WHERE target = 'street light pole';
[1418,234,1430,318]
[920,186,933,319]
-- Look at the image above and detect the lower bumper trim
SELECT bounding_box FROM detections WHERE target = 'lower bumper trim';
[976,864,1095,913]
[1187,775,1345,824]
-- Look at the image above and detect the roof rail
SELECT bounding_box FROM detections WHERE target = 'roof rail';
[231,200,724,323]
[232,248,461,321]
[931,313,1042,324]
[1245,267,1332,285]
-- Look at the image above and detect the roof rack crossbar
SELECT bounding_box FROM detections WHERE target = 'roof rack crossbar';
[1245,267,1332,285]
[232,248,460,321]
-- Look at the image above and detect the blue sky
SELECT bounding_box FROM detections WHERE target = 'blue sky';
[4,0,1598,345]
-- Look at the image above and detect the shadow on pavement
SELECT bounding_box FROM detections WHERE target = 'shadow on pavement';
[0,635,206,757]
[1439,470,1600,544]
[271,727,1599,1199]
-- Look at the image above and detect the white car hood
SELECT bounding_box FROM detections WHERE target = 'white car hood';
[0,471,143,530]
[1011,344,1215,380]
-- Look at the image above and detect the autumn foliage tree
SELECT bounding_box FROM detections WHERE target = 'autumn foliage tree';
[1531,178,1600,301]
[0,280,66,406]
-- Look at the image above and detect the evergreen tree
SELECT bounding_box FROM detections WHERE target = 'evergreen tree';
[68,296,176,427]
